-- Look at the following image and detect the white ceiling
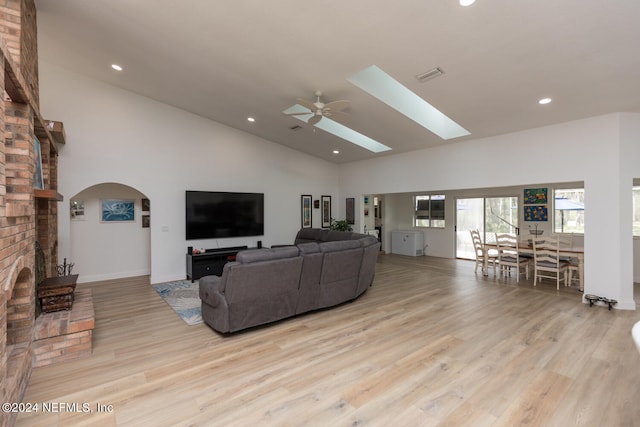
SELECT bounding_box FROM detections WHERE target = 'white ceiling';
[36,1,640,163]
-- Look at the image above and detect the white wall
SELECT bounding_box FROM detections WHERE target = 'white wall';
[339,113,640,309]
[39,62,340,284]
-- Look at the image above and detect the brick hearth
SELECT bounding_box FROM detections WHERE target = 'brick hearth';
[33,289,95,367]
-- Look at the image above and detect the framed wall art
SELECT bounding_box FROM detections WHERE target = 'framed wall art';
[34,137,44,190]
[524,205,548,222]
[524,188,547,204]
[321,195,332,228]
[301,195,312,228]
[346,197,355,224]
[101,199,135,222]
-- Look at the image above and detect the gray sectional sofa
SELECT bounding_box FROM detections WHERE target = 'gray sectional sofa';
[199,228,380,333]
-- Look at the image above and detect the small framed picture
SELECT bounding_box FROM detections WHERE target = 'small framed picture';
[346,197,355,224]
[321,195,332,228]
[301,195,312,228]
[142,198,150,212]
[142,215,150,228]
[70,200,85,221]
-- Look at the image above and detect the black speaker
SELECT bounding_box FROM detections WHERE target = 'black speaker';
[257,241,262,248]
[187,246,193,255]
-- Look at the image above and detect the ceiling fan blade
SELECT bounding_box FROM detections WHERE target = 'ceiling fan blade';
[307,115,322,126]
[326,110,350,123]
[323,100,350,112]
[296,98,317,111]
[285,111,313,116]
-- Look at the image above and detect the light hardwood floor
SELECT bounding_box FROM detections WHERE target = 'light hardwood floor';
[16,255,640,427]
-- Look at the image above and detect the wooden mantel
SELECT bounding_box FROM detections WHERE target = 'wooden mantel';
[34,189,64,201]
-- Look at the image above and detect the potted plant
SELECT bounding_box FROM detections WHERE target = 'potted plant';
[330,218,353,232]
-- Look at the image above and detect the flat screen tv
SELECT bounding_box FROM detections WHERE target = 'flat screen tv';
[186,191,264,240]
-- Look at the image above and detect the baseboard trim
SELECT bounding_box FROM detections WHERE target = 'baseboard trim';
[77,269,151,284]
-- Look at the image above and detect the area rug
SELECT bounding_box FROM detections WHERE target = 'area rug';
[152,280,203,325]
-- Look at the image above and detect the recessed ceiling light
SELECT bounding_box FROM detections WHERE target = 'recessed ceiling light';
[247,117,255,122]
[333,150,340,154]
[460,0,476,6]
[538,97,552,105]
[111,64,123,71]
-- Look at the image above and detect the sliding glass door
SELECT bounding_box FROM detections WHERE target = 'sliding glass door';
[456,196,519,259]
[456,198,484,259]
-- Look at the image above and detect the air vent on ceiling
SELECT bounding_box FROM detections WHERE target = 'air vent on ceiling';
[289,125,302,131]
[416,67,444,83]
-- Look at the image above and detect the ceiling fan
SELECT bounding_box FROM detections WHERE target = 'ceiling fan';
[285,90,350,125]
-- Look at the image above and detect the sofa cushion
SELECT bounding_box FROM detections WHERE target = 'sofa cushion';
[350,232,369,240]
[318,243,363,308]
[297,242,320,254]
[295,228,325,244]
[296,243,324,314]
[318,239,361,253]
[236,246,299,264]
[225,255,303,332]
[324,230,353,241]
[357,235,379,247]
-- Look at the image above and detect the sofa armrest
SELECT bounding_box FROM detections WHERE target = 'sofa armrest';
[199,275,226,308]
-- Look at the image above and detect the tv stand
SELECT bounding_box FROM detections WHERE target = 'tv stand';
[186,246,248,282]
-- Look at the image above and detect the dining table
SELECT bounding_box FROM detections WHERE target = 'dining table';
[483,238,585,291]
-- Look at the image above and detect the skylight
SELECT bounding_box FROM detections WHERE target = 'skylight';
[347,65,470,140]
[282,104,392,153]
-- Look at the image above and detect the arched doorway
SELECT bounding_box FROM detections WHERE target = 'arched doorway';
[69,183,151,283]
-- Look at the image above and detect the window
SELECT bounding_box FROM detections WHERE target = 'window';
[485,197,519,236]
[415,195,445,228]
[553,188,584,234]
[633,186,640,236]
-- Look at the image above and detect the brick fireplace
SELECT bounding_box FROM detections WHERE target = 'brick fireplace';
[0,2,64,426]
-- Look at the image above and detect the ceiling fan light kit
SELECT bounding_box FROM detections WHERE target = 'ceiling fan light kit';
[285,90,351,125]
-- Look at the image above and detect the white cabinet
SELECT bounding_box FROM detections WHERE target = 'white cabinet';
[391,230,424,256]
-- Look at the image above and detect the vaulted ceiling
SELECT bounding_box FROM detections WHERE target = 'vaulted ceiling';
[36,1,640,163]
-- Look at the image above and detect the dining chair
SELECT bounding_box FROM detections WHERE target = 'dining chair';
[558,233,580,287]
[470,229,497,275]
[533,235,569,290]
[496,233,529,282]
